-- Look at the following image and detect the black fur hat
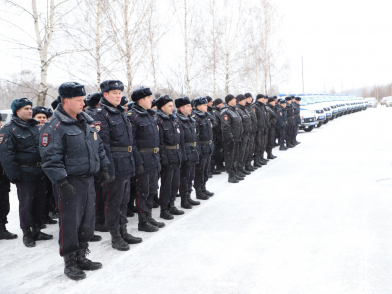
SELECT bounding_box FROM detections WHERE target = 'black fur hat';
[256,94,265,100]
[32,106,51,118]
[86,92,102,107]
[268,97,275,103]
[131,86,153,101]
[236,94,246,102]
[175,97,191,108]
[121,96,128,106]
[11,98,33,114]
[206,96,213,102]
[214,98,223,106]
[58,82,86,98]
[156,95,173,109]
[193,97,208,107]
[285,96,292,101]
[51,96,61,110]
[295,97,301,101]
[151,100,157,108]
[244,93,252,98]
[100,80,124,93]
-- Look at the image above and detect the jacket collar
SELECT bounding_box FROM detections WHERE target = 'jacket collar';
[11,114,39,128]
[132,104,149,116]
[193,109,206,117]
[54,103,93,124]
[157,109,177,120]
[177,110,195,122]
[99,97,125,114]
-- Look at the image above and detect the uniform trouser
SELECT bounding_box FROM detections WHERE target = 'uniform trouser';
[246,132,256,166]
[129,176,138,208]
[254,130,265,160]
[214,135,224,168]
[0,180,11,225]
[136,169,159,213]
[94,179,106,225]
[53,176,95,257]
[180,163,195,196]
[160,167,180,207]
[205,156,211,183]
[266,127,276,153]
[194,156,209,188]
[44,180,56,217]
[104,178,130,230]
[294,124,299,140]
[16,180,48,228]
[190,164,195,191]
[239,132,250,168]
[263,128,269,156]
[223,140,240,172]
[278,127,286,144]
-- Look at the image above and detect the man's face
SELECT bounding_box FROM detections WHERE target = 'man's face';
[295,100,300,104]
[104,89,122,106]
[287,99,292,104]
[262,98,267,105]
[34,113,47,125]
[246,97,252,104]
[216,103,224,109]
[238,99,246,106]
[207,101,213,107]
[161,101,174,115]
[16,105,33,121]
[139,96,152,110]
[197,104,208,113]
[228,99,236,107]
[281,103,287,108]
[65,96,85,115]
[180,104,192,116]
[270,100,276,106]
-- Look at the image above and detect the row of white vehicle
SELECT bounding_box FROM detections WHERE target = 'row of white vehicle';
[278,94,368,132]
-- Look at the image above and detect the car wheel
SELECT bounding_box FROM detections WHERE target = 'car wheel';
[304,126,314,132]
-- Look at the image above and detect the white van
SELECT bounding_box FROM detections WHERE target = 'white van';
[0,109,13,127]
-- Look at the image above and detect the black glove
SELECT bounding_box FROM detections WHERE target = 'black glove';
[136,164,145,175]
[99,169,111,184]
[59,182,76,198]
[102,175,115,185]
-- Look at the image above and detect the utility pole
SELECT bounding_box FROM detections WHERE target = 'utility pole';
[301,56,304,93]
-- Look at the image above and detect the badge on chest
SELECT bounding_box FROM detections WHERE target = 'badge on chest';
[41,133,49,147]
[0,134,4,144]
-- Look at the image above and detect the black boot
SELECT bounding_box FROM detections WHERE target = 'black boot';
[233,172,244,181]
[153,195,160,208]
[160,205,174,220]
[76,248,102,271]
[228,171,239,183]
[253,160,262,168]
[196,187,209,200]
[22,227,35,247]
[127,208,135,217]
[187,194,200,206]
[241,167,251,175]
[267,152,276,159]
[279,144,288,150]
[169,201,185,215]
[120,223,143,244]
[211,168,221,175]
[95,222,109,232]
[42,215,57,225]
[64,254,86,280]
[181,194,193,209]
[49,211,59,219]
[0,223,17,240]
[32,223,53,241]
[147,209,165,228]
[295,139,301,144]
[138,213,159,232]
[235,167,246,177]
[90,234,102,242]
[202,185,214,196]
[109,229,130,251]
[287,141,294,148]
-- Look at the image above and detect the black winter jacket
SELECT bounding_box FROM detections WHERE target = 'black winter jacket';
[192,110,214,157]
[286,103,295,126]
[275,104,288,129]
[245,102,257,133]
[220,105,242,142]
[0,115,45,182]
[292,102,301,124]
[236,104,252,133]
[252,101,268,132]
[265,103,278,128]
[39,104,109,184]
[177,110,199,165]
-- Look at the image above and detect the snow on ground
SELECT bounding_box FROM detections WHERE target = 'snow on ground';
[1,107,392,294]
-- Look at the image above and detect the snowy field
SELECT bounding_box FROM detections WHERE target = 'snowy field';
[1,107,392,294]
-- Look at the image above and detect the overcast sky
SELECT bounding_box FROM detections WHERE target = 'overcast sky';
[0,0,391,95]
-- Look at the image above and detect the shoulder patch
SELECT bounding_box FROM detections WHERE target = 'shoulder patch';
[4,122,11,127]
[224,115,228,121]
[41,133,49,147]
[0,134,4,144]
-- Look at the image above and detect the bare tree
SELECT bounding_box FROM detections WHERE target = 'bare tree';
[1,0,80,106]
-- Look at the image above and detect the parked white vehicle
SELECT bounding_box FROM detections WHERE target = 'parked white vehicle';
[364,97,377,108]
[0,109,13,127]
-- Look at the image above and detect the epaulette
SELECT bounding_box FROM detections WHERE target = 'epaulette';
[97,108,102,113]
[3,122,11,127]
[127,112,132,116]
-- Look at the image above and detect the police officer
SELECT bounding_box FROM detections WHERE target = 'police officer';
[265,97,278,159]
[244,93,258,171]
[85,92,102,115]
[32,106,52,126]
[235,94,252,176]
[40,82,110,280]
[121,96,129,112]
[155,95,184,219]
[253,94,268,167]
[221,94,243,183]
[176,97,200,209]
[212,98,225,172]
[206,96,221,176]
[0,98,53,248]
[0,161,17,240]
[91,80,142,251]
[285,97,295,148]
[127,86,164,231]
[192,97,215,198]
[293,97,302,145]
[276,99,288,150]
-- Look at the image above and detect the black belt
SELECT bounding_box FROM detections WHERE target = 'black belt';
[185,142,197,147]
[164,145,180,150]
[139,147,159,153]
[200,140,212,145]
[20,162,41,168]
[295,114,300,116]
[111,146,132,152]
